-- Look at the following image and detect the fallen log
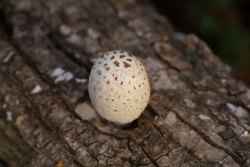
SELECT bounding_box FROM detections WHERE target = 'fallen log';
[0,0,250,166]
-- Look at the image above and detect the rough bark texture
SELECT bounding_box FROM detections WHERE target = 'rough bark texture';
[0,0,250,166]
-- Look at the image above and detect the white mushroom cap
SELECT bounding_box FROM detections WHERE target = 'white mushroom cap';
[88,50,150,124]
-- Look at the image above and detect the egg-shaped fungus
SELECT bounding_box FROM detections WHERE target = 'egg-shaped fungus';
[88,50,150,124]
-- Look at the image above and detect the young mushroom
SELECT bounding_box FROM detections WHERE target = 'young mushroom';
[88,50,150,125]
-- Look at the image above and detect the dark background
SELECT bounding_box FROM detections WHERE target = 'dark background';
[152,0,250,85]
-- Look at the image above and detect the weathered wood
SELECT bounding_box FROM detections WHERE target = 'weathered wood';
[0,0,250,166]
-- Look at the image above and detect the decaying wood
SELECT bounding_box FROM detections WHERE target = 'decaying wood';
[0,0,250,166]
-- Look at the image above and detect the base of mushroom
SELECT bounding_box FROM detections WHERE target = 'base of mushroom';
[113,119,138,129]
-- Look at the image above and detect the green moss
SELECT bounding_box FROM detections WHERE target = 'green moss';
[8,146,22,159]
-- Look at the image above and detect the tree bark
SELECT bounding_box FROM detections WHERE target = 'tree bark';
[0,0,250,166]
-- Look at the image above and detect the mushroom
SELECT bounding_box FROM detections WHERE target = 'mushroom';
[88,50,150,124]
